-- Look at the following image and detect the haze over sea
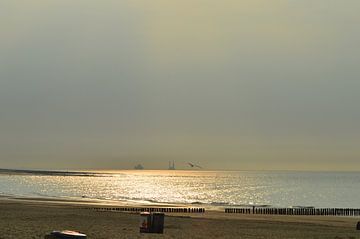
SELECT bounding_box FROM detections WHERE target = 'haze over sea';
[1,170,359,208]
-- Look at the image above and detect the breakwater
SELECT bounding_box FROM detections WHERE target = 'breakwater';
[225,207,360,216]
[93,207,205,213]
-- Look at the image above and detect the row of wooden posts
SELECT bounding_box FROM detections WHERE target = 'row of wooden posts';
[93,207,205,213]
[92,207,360,216]
[225,207,360,216]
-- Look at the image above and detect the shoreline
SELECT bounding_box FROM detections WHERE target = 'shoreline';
[0,198,359,238]
[0,193,239,211]
[2,194,360,214]
[0,194,192,208]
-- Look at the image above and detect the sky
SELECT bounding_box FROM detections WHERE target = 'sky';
[1,0,359,170]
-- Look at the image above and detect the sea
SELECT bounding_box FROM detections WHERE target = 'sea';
[0,170,359,209]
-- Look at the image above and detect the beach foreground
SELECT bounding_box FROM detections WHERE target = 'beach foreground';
[0,199,359,239]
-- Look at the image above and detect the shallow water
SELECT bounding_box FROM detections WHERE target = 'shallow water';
[0,170,359,208]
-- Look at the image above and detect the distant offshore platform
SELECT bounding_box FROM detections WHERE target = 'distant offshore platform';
[168,161,175,170]
[134,164,144,170]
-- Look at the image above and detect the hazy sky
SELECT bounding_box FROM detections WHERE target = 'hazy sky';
[1,1,359,170]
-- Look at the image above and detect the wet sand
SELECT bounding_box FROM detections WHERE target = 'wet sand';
[0,198,359,239]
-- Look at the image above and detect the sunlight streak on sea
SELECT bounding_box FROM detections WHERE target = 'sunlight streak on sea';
[1,170,359,208]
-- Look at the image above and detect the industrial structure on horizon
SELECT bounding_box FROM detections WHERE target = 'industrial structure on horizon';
[168,161,175,170]
[134,164,144,170]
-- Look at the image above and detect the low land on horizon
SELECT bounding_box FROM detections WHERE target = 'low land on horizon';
[0,168,102,177]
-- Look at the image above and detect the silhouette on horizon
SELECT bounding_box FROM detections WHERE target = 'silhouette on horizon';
[168,161,175,170]
[134,164,144,170]
[188,162,202,169]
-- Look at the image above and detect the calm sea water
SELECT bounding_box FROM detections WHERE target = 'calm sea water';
[0,170,359,208]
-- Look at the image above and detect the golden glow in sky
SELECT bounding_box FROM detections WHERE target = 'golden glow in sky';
[0,1,360,170]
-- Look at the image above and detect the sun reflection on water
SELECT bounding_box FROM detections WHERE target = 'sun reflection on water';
[1,171,359,208]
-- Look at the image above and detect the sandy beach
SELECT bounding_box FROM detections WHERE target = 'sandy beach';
[0,197,359,239]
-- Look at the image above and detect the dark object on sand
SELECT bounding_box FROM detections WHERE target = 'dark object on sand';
[151,212,165,233]
[140,212,151,233]
[357,221,360,230]
[45,230,87,239]
[139,212,165,234]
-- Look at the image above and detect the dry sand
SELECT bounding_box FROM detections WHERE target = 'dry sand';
[0,198,359,239]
